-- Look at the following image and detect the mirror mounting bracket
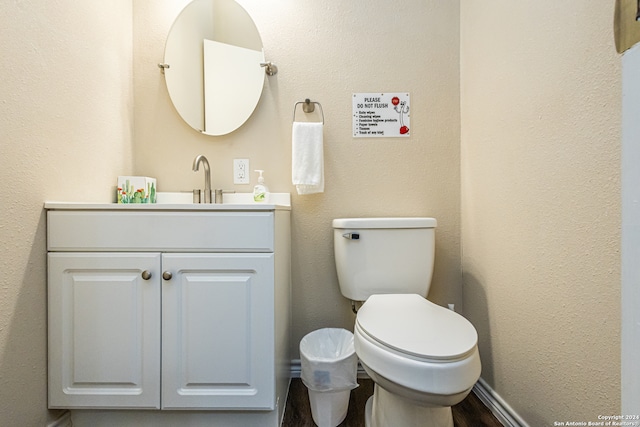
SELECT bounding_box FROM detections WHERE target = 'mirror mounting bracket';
[157,63,170,74]
[260,61,278,76]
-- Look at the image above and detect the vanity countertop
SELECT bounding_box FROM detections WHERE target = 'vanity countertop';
[45,193,291,211]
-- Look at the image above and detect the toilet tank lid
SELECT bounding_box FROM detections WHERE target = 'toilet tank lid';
[332,217,437,229]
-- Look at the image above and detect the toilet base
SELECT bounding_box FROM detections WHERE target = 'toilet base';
[367,384,453,427]
[365,395,373,427]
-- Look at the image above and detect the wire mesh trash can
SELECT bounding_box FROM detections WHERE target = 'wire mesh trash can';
[300,328,359,427]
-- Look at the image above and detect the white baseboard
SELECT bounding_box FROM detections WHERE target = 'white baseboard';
[47,411,72,427]
[473,377,529,427]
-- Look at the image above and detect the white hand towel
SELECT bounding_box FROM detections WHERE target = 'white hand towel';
[292,122,324,195]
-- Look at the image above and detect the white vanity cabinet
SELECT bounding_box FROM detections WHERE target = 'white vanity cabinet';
[46,204,291,418]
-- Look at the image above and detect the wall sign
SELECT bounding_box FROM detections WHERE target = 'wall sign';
[353,93,410,138]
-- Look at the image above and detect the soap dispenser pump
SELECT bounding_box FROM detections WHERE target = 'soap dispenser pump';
[253,170,269,202]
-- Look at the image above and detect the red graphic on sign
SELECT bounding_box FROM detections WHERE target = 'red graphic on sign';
[394,99,409,135]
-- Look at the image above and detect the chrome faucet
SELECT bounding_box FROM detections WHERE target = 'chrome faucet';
[192,155,212,203]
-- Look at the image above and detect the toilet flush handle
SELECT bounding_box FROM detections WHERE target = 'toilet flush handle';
[342,232,360,240]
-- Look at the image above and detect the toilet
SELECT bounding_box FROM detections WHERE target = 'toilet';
[332,218,481,427]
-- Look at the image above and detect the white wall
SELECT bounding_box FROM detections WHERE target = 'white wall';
[0,2,134,425]
[461,1,621,424]
[622,42,640,415]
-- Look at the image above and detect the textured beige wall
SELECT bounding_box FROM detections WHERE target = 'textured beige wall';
[461,1,621,424]
[0,2,134,425]
[134,0,462,356]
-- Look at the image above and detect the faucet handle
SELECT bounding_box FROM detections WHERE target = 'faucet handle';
[214,189,235,204]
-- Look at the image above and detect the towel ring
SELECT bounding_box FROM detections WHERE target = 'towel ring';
[293,99,324,124]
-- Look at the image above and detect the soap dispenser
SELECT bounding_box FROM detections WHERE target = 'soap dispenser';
[253,170,270,202]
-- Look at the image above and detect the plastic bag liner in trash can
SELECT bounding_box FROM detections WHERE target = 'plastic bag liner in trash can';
[300,328,358,427]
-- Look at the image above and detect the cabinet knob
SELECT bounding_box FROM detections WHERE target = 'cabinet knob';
[141,270,152,280]
[162,271,173,281]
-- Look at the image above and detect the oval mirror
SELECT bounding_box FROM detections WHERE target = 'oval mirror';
[163,0,265,136]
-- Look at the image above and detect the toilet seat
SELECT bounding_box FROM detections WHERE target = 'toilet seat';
[353,294,482,397]
[356,294,478,362]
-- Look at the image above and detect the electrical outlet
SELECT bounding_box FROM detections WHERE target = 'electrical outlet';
[233,159,250,184]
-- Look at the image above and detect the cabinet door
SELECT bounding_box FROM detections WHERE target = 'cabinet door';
[48,253,161,409]
[161,253,275,409]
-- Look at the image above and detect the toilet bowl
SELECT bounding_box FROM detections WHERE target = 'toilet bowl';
[355,294,481,426]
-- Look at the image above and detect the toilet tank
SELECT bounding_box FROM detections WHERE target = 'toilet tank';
[332,218,437,301]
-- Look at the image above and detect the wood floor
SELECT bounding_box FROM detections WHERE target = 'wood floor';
[283,378,503,427]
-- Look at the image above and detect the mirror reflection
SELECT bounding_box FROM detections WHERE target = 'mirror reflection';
[163,0,265,136]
